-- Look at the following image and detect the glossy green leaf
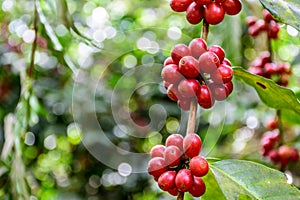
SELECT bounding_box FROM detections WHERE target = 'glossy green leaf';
[233,67,300,114]
[201,170,226,200]
[211,160,300,199]
[259,0,300,31]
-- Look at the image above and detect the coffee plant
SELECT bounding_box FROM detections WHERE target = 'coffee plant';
[0,0,300,199]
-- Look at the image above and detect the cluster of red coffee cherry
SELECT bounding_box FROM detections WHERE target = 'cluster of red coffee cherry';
[260,119,299,168]
[162,38,233,110]
[248,51,291,86]
[246,9,280,39]
[170,0,242,25]
[147,133,208,197]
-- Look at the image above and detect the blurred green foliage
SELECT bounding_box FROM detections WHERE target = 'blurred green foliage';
[0,0,300,199]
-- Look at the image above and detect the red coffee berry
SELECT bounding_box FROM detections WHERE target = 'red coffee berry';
[208,45,225,62]
[197,85,215,109]
[163,81,171,89]
[178,98,192,110]
[263,9,275,22]
[291,149,299,163]
[161,64,182,84]
[190,156,209,177]
[194,0,212,5]
[248,24,261,37]
[186,2,204,25]
[175,169,193,192]
[164,57,175,66]
[198,51,220,73]
[171,44,191,64]
[278,146,292,160]
[260,51,271,64]
[166,134,184,151]
[170,0,193,12]
[210,64,233,83]
[178,79,201,98]
[204,3,225,25]
[150,145,166,158]
[268,21,280,39]
[179,56,200,78]
[266,118,278,130]
[222,58,232,66]
[168,187,179,196]
[264,63,277,75]
[188,38,207,59]
[147,157,168,177]
[158,171,177,191]
[225,81,233,95]
[189,177,206,197]
[268,149,280,163]
[246,16,258,26]
[164,145,182,167]
[167,84,180,101]
[209,83,228,101]
[183,133,202,158]
[222,0,242,15]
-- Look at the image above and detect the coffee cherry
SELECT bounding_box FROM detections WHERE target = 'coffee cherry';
[164,145,182,167]
[278,146,292,160]
[164,81,171,89]
[164,57,175,66]
[167,84,180,101]
[291,149,299,163]
[264,63,277,75]
[150,145,166,158]
[194,0,212,5]
[222,58,232,66]
[161,64,182,84]
[183,133,202,158]
[204,3,225,25]
[170,0,193,12]
[248,24,261,37]
[189,177,206,197]
[168,187,179,196]
[210,64,233,83]
[198,51,220,73]
[246,16,258,26]
[158,171,177,191]
[175,169,193,192]
[266,118,278,130]
[263,9,275,22]
[197,85,215,108]
[166,134,184,151]
[190,156,209,177]
[188,38,207,59]
[225,81,233,95]
[178,98,192,110]
[208,45,225,62]
[268,21,280,39]
[186,2,204,25]
[178,79,201,98]
[148,157,168,177]
[179,56,200,78]
[268,150,280,163]
[209,83,228,101]
[171,44,191,64]
[222,0,242,15]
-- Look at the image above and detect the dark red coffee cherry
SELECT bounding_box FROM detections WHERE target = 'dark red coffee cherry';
[198,51,220,73]
[158,171,177,191]
[210,64,233,83]
[189,177,206,197]
[194,0,212,5]
[268,21,280,39]
[208,45,225,62]
[175,169,193,192]
[164,145,182,167]
[209,83,228,101]
[179,56,200,78]
[168,187,179,196]
[167,84,180,101]
[186,2,204,25]
[147,157,168,178]
[224,81,233,95]
[183,133,202,158]
[171,44,191,64]
[204,3,225,25]
[222,0,242,15]
[197,85,215,108]
[150,144,166,158]
[178,79,201,98]
[170,0,193,12]
[263,9,275,22]
[222,58,232,66]
[190,156,209,177]
[166,134,184,151]
[188,38,207,59]
[161,64,182,84]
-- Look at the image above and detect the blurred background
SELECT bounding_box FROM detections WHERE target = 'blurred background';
[0,0,300,199]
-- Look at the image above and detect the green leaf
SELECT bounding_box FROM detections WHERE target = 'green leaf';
[211,160,300,200]
[233,67,300,114]
[258,0,300,31]
[201,170,226,200]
